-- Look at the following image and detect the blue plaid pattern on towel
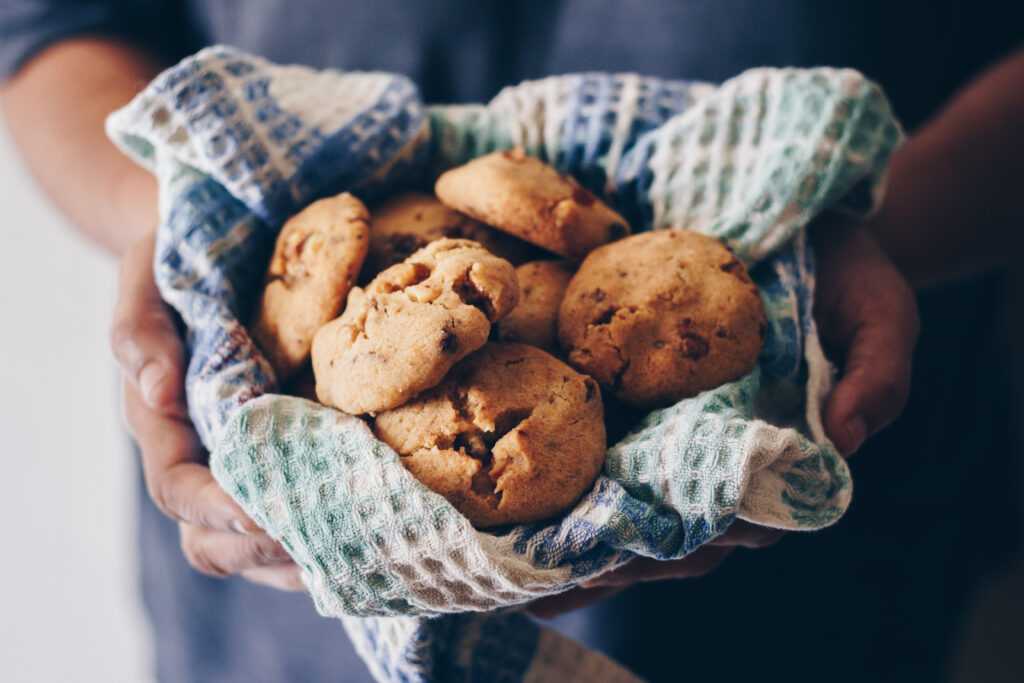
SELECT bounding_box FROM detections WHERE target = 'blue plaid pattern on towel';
[108,46,902,682]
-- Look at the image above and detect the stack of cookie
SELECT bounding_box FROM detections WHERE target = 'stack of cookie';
[249,148,766,528]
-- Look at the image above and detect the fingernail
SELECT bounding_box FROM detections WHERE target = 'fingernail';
[843,417,867,456]
[139,362,165,408]
[230,519,250,535]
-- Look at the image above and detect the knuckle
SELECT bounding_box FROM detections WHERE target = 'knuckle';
[181,533,228,578]
[250,538,280,566]
[275,568,305,592]
[148,476,183,523]
[109,319,143,365]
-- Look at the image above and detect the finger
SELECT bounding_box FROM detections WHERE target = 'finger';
[813,224,920,456]
[526,585,623,620]
[110,232,187,416]
[823,285,919,456]
[707,520,785,548]
[241,565,306,592]
[124,378,260,533]
[180,523,293,578]
[582,546,735,588]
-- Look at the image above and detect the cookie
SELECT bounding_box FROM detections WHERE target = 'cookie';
[496,260,574,350]
[364,192,534,278]
[312,239,519,414]
[434,148,630,258]
[251,192,369,380]
[374,343,606,528]
[558,229,766,407]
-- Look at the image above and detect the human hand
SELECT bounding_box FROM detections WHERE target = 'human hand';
[812,217,919,456]
[529,219,918,619]
[527,521,783,619]
[112,233,302,591]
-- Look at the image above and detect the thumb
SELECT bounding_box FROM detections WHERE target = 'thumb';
[823,295,918,456]
[111,233,187,417]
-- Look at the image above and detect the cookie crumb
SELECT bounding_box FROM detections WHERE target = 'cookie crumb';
[679,332,709,360]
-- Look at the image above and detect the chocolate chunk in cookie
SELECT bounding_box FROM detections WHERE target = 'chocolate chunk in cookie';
[558,229,765,407]
[312,239,519,414]
[374,343,606,528]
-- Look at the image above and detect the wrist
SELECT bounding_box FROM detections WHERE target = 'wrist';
[111,168,160,254]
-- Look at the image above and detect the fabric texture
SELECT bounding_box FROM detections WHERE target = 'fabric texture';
[107,46,901,682]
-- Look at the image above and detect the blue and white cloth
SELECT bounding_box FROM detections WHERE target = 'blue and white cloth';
[108,47,902,682]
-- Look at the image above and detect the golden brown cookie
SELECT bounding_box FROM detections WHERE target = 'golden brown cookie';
[364,192,534,278]
[558,229,766,407]
[434,148,630,258]
[496,260,574,350]
[374,343,606,528]
[251,192,369,381]
[312,239,519,414]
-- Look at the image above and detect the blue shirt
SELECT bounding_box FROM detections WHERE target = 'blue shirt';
[2,2,1020,681]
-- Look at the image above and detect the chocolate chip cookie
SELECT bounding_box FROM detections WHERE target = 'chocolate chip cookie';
[434,148,630,258]
[364,192,534,278]
[312,239,519,414]
[496,260,574,350]
[374,343,606,528]
[558,229,766,407]
[251,192,369,380]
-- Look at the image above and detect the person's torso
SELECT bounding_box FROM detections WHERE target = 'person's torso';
[181,0,1020,128]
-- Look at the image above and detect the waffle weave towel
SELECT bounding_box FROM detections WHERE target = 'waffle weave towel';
[108,46,902,682]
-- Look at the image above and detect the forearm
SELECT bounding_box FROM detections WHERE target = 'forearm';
[867,49,1024,289]
[0,38,164,256]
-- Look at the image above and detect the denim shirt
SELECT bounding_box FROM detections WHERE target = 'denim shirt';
[2,2,1020,681]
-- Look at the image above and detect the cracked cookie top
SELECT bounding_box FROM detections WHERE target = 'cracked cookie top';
[434,148,630,259]
[363,192,535,280]
[374,343,606,528]
[558,229,766,408]
[312,238,519,415]
[250,192,369,381]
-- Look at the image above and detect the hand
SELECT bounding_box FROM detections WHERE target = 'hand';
[812,218,920,455]
[527,521,783,619]
[528,220,918,619]
[112,233,302,591]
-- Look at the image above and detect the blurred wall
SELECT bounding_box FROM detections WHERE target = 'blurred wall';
[0,126,152,682]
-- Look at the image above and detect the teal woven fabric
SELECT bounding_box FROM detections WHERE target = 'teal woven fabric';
[107,48,902,682]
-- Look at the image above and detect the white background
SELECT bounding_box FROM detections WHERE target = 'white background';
[0,125,152,682]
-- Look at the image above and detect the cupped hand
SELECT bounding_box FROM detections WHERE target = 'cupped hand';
[812,217,920,456]
[112,233,302,591]
[529,218,919,619]
[527,521,783,619]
